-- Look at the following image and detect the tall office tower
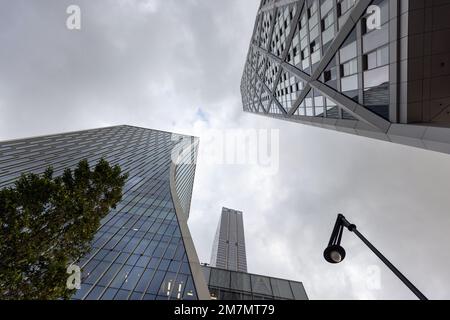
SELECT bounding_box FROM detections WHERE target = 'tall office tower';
[0,125,209,300]
[210,208,248,273]
[204,208,308,300]
[241,0,450,154]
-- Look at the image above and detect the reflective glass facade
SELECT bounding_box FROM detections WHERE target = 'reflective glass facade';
[0,125,209,300]
[242,0,450,155]
[242,0,391,120]
[202,266,308,300]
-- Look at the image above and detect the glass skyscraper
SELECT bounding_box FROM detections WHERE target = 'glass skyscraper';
[0,125,209,300]
[203,207,308,300]
[210,208,248,273]
[242,0,450,154]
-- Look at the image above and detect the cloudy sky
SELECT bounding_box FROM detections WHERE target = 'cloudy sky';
[1,0,450,300]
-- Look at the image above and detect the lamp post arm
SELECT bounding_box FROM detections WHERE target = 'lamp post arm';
[343,221,428,301]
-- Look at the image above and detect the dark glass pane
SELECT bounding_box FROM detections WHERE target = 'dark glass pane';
[270,278,294,299]
[251,275,273,296]
[102,288,119,300]
[230,271,252,292]
[210,268,231,288]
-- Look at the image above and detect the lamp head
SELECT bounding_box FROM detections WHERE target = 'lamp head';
[324,245,346,264]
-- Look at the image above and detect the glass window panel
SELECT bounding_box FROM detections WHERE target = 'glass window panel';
[81,259,99,282]
[326,105,340,118]
[84,261,110,285]
[363,23,389,53]
[377,46,389,67]
[290,282,308,300]
[85,286,105,300]
[110,265,133,289]
[251,275,273,296]
[168,260,181,273]
[300,26,307,39]
[373,0,390,26]
[103,250,120,263]
[321,0,333,17]
[136,255,151,268]
[125,254,140,266]
[114,289,131,300]
[163,243,177,260]
[311,51,321,65]
[314,96,324,107]
[201,267,211,285]
[116,252,131,264]
[367,51,377,70]
[315,106,324,116]
[97,263,122,287]
[158,259,171,271]
[159,272,178,297]
[134,239,150,255]
[309,14,319,29]
[173,244,186,261]
[171,274,188,300]
[92,249,108,261]
[179,261,191,275]
[310,24,319,40]
[341,74,358,91]
[230,272,252,292]
[183,276,197,300]
[130,292,143,300]
[340,41,357,62]
[210,268,231,288]
[152,244,166,258]
[221,290,241,300]
[342,59,357,76]
[134,269,156,293]
[322,26,335,45]
[270,278,294,299]
[121,266,144,291]
[101,288,119,300]
[146,270,165,294]
[72,283,91,300]
[363,65,389,88]
[326,98,337,107]
[302,58,310,70]
[322,11,334,30]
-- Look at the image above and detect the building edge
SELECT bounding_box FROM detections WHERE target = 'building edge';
[169,139,210,300]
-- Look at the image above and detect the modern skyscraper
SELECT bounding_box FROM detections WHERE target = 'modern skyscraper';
[241,0,450,154]
[210,208,248,273]
[203,207,308,300]
[0,125,209,300]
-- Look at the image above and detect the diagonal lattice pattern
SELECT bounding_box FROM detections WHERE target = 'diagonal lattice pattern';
[241,0,392,132]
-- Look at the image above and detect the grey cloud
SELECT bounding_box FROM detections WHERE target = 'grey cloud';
[1,0,450,300]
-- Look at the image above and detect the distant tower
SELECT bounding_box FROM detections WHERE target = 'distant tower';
[210,207,247,272]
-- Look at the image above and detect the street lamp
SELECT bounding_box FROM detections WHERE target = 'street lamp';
[324,214,428,300]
